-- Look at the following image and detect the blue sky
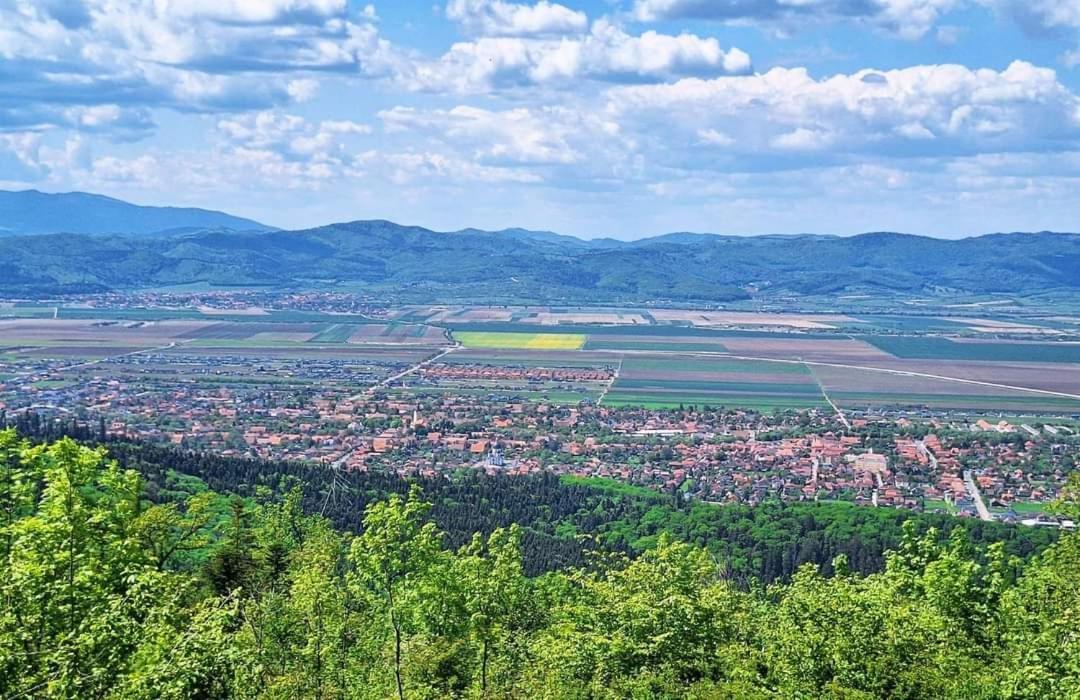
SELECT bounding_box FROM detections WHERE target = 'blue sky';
[1,0,1078,238]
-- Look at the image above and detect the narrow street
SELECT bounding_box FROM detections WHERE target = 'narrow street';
[963,470,994,521]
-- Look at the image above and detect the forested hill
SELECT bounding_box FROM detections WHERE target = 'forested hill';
[0,189,272,236]
[2,431,1079,698]
[0,213,1077,300]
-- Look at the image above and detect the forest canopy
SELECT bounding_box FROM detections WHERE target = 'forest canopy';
[2,431,1078,699]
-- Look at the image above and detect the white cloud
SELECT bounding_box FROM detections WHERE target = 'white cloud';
[446,0,588,37]
[632,0,961,39]
[771,127,834,151]
[315,60,1080,198]
[404,19,751,93]
[0,0,395,134]
[989,0,1080,67]
[996,0,1080,33]
[217,111,371,164]
[698,128,736,146]
[605,61,1080,169]
[146,0,347,25]
[380,104,615,165]
[380,151,544,184]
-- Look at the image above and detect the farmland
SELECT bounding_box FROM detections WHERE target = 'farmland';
[455,332,587,350]
[863,336,1080,363]
[2,308,1080,415]
[602,355,829,410]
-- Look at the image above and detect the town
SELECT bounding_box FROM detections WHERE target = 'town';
[3,342,1075,527]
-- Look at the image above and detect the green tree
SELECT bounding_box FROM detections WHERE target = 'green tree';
[348,486,443,700]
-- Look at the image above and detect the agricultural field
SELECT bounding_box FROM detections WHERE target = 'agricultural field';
[864,336,1080,363]
[602,355,829,410]
[584,335,729,353]
[310,324,359,343]
[455,332,587,350]
[347,324,447,344]
[4,312,1079,415]
[810,364,1080,413]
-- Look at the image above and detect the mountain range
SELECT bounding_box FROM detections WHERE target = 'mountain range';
[0,190,1077,302]
[0,189,272,236]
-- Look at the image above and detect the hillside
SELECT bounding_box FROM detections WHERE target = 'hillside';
[0,189,272,236]
[0,217,1077,301]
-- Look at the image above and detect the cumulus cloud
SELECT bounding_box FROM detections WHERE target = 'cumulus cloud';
[0,0,395,135]
[0,106,371,193]
[379,104,622,166]
[605,61,1080,170]
[217,111,371,168]
[358,59,1074,209]
[995,0,1080,34]
[446,0,587,36]
[404,19,751,93]
[988,0,1080,66]
[632,0,961,39]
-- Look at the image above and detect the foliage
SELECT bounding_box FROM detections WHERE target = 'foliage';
[2,431,1079,698]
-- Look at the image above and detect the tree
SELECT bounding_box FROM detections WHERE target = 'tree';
[348,486,443,700]
[456,524,531,695]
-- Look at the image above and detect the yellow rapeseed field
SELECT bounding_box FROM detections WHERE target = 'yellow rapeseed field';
[454,332,587,350]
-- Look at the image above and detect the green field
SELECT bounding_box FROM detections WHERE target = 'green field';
[998,502,1051,515]
[832,392,1080,412]
[598,354,827,410]
[923,499,958,514]
[863,336,1080,363]
[310,324,358,343]
[602,393,828,410]
[613,378,823,394]
[455,332,587,350]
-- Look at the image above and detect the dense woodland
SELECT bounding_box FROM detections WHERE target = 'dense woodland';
[2,430,1079,699]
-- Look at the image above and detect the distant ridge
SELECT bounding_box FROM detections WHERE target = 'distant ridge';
[0,215,1077,300]
[0,189,273,236]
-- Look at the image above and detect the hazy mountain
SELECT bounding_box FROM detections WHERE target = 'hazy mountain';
[0,190,273,236]
[0,217,1077,301]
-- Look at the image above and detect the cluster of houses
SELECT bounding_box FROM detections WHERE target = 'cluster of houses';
[2,349,1075,521]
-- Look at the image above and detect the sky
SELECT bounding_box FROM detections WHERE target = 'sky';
[0,0,1078,239]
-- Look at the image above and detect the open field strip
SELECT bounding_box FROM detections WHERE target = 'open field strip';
[603,354,826,409]
[310,324,357,343]
[601,395,828,410]
[455,332,587,350]
[829,393,1080,411]
[863,336,1080,363]
[588,348,1080,404]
